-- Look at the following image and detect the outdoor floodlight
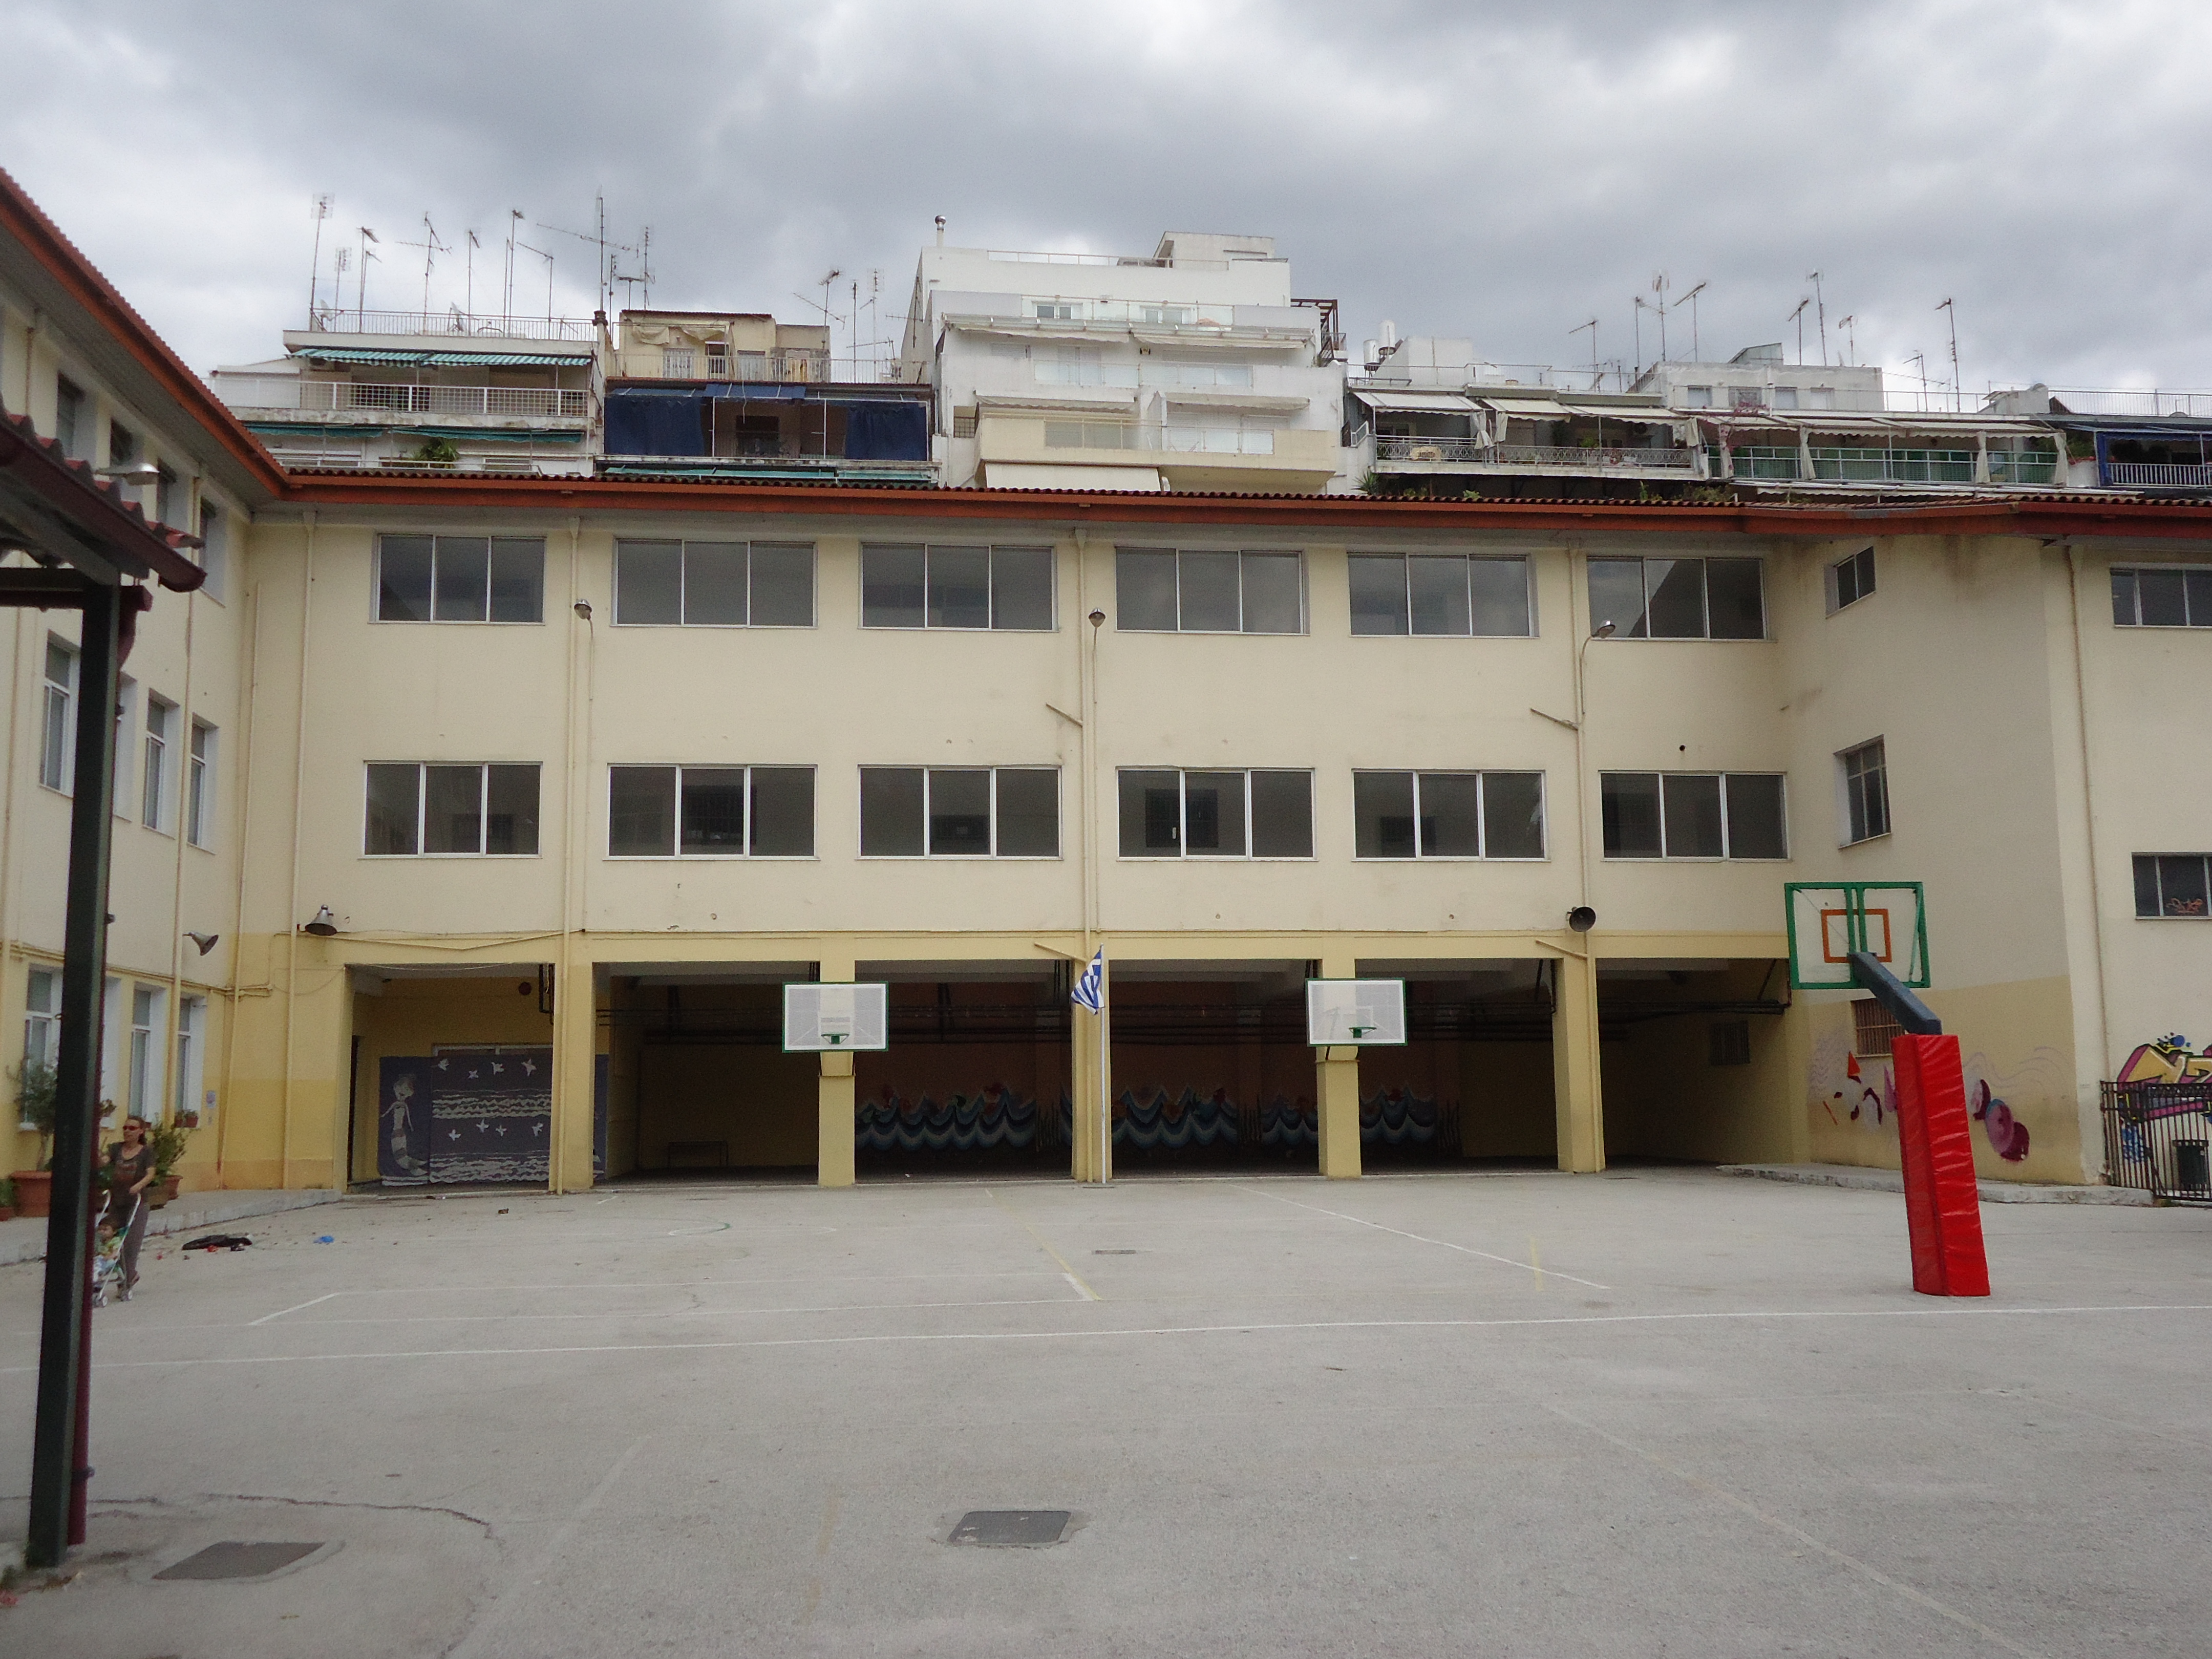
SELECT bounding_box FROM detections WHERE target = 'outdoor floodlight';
[1566,906,1598,933]
[184,931,219,956]
[95,461,162,482]
[1591,620,1617,639]
[1088,609,1105,628]
[573,600,592,620]
[302,906,338,937]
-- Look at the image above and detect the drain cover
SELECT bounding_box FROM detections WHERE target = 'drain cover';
[949,1511,1071,1547]
[155,1542,323,1581]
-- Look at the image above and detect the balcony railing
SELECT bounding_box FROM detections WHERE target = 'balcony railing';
[1373,435,1695,470]
[1812,448,1975,483]
[304,306,596,342]
[212,376,589,419]
[1043,421,1278,456]
[659,348,830,383]
[1988,451,2059,484]
[2104,461,2212,487]
[1729,446,1802,480]
[1995,387,2212,418]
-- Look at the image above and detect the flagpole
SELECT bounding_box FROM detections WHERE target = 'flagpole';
[1098,968,1109,1182]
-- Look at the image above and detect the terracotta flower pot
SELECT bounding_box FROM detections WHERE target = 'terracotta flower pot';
[150,1174,181,1209]
[11,1169,51,1219]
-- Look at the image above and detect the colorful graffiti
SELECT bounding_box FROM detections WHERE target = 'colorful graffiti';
[2116,1034,2212,1088]
[857,1084,1044,1153]
[1816,1048,1898,1131]
[1969,1079,2031,1162]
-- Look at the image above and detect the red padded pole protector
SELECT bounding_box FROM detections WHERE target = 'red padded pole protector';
[1891,1034,1991,1297]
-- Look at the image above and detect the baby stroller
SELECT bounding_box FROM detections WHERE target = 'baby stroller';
[91,1202,127,1308]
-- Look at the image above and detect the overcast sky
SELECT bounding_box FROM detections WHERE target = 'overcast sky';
[5,0,2206,398]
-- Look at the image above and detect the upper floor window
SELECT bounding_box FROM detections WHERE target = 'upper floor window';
[1035,345,1103,384]
[1773,387,1800,410]
[187,720,215,848]
[377,535,544,623]
[661,348,694,377]
[1828,545,1876,612]
[109,420,137,467]
[1144,361,1253,390]
[860,767,1059,857]
[154,464,180,527]
[1601,772,1788,859]
[2112,566,2212,628]
[1141,304,1193,326]
[365,762,540,856]
[862,543,1053,630]
[40,640,75,793]
[1349,553,1532,637]
[1116,547,1303,634]
[1353,771,1546,859]
[197,498,228,601]
[1809,387,1836,411]
[1839,740,1889,845]
[1117,768,1313,859]
[609,764,815,857]
[1586,556,1764,640]
[614,540,815,627]
[2135,854,2210,919]
[142,697,174,831]
[1032,301,1081,321]
[54,377,86,459]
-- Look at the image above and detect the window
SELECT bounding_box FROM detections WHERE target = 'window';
[1600,773,1788,859]
[1115,547,1304,633]
[175,995,206,1124]
[2111,566,2212,628]
[187,721,215,847]
[1586,556,1765,640]
[376,535,544,623]
[40,640,75,792]
[1828,545,1876,612]
[1141,304,1193,325]
[55,377,86,458]
[1145,361,1253,390]
[1035,345,1104,385]
[1709,1020,1752,1066]
[1810,387,1836,411]
[112,674,135,818]
[23,967,58,1089]
[109,420,137,469]
[1683,386,1713,409]
[607,765,816,857]
[860,544,1054,630]
[154,464,179,527]
[1032,301,1081,321]
[127,984,161,1118]
[1773,386,1800,410]
[1352,771,1546,859]
[858,767,1059,857]
[1348,554,1532,637]
[662,347,695,377]
[951,406,979,438]
[1117,769,1312,858]
[364,763,541,856]
[197,498,227,600]
[613,540,816,627]
[1839,740,1889,845]
[142,697,174,830]
[1852,997,1902,1059]
[2134,854,2211,919]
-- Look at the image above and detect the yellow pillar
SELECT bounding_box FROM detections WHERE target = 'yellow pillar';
[549,946,598,1193]
[235,934,352,1192]
[817,949,856,1187]
[1316,1047,1363,1178]
[1551,948,1606,1172]
[1071,998,1112,1183]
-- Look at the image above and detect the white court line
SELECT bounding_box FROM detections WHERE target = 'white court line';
[448,1436,646,1659]
[1240,1185,1612,1290]
[248,1292,342,1326]
[25,1302,2212,1372]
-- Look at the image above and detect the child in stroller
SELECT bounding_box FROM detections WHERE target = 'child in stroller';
[91,1207,126,1307]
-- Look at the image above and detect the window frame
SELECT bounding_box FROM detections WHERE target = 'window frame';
[1347,551,1536,639]
[611,538,818,629]
[361,761,543,858]
[187,719,215,848]
[2111,564,2212,629]
[855,765,1062,859]
[1838,739,1890,847]
[373,534,547,625]
[1113,547,1308,635]
[1598,771,1791,861]
[1350,770,1549,860]
[1114,767,1315,861]
[175,994,206,1123]
[23,966,59,1108]
[2133,853,2212,919]
[54,376,86,459]
[858,543,1058,632]
[40,637,76,794]
[603,763,819,859]
[1585,554,1768,641]
[126,982,162,1119]
[142,695,175,832]
[1827,545,1877,614]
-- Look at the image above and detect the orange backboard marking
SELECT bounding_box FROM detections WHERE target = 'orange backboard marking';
[1820,907,1894,964]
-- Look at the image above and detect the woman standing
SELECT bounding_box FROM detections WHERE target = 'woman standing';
[104,1116,156,1302]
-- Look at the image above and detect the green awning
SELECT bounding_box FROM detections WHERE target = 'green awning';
[290,346,591,367]
[292,347,429,365]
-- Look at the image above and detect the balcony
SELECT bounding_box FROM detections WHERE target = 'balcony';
[213,375,589,420]
[304,306,595,342]
[1811,448,1975,484]
[2104,461,2212,488]
[655,347,830,383]
[1988,451,2060,485]
[977,415,1339,490]
[1372,434,1698,473]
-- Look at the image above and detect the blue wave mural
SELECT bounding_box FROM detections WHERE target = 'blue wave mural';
[1114,1087,1241,1150]
[1363,1087,1445,1147]
[857,1084,1043,1153]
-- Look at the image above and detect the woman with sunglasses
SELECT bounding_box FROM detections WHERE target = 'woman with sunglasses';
[104,1116,156,1302]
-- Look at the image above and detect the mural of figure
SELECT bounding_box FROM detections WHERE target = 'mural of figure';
[386,1074,426,1178]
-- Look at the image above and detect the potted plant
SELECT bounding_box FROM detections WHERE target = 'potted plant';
[10,1060,57,1219]
[148,1119,193,1207]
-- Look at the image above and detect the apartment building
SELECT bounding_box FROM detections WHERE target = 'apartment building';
[897,230,1349,493]
[8,168,2212,1205]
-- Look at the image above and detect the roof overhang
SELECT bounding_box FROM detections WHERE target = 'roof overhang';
[0,413,208,590]
[1351,391,1478,414]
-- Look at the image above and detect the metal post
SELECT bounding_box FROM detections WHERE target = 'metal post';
[27,580,120,1569]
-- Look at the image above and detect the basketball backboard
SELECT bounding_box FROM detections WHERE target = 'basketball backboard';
[1305,979,1408,1046]
[1783,882,1929,991]
[783,982,890,1051]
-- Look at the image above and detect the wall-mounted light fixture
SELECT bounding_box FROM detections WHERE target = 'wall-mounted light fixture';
[1566,906,1598,933]
[184,931,219,955]
[95,460,162,483]
[301,906,338,937]
[573,600,592,620]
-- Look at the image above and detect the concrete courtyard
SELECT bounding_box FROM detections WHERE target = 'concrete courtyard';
[3,1168,2209,1657]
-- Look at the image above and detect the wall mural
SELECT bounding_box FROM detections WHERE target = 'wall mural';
[1811,1030,2057,1164]
[377,1049,552,1184]
[1045,1086,1451,1153]
[858,1084,1049,1153]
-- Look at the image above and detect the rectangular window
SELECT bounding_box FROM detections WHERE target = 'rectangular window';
[1352,771,1546,858]
[1348,554,1533,637]
[606,765,816,857]
[1586,556,1765,640]
[858,767,1059,857]
[1828,545,1876,612]
[142,697,173,830]
[2111,566,2212,628]
[1114,547,1304,634]
[154,464,179,527]
[662,347,694,377]
[1773,386,1800,410]
[187,721,215,847]
[1035,345,1103,384]
[1601,773,1789,859]
[1116,769,1312,858]
[40,640,75,793]
[127,984,160,1118]
[376,535,544,623]
[860,544,1054,631]
[1840,740,1889,845]
[197,498,227,600]
[55,377,86,458]
[175,995,206,1123]
[1852,996,1902,1059]
[2134,854,2211,919]
[612,540,817,627]
[1683,385,1713,409]
[109,420,137,468]
[363,763,540,856]
[23,966,58,1089]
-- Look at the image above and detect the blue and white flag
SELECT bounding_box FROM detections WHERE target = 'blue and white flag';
[1071,949,1105,1013]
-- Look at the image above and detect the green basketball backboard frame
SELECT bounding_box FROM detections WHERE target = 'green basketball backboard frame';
[1783,881,1930,992]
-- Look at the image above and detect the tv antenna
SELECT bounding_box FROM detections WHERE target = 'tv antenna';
[539,195,649,316]
[1836,313,1856,366]
[1569,317,1600,390]
[308,194,333,326]
[356,226,379,315]
[1786,296,1811,365]
[611,226,653,312]
[1651,272,1670,364]
[1808,271,1828,366]
[464,229,480,321]
[1631,294,1656,381]
[395,214,449,319]
[503,209,524,329]
[1937,297,1961,412]
[514,238,555,331]
[1673,281,1707,362]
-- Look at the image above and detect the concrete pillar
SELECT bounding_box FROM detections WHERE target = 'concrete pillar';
[1314,947,1361,1179]
[1071,1001,1112,1183]
[549,946,598,1193]
[817,950,856,1187]
[233,932,353,1191]
[1551,949,1606,1172]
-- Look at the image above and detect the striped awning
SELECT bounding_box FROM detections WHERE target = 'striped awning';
[291,347,591,368]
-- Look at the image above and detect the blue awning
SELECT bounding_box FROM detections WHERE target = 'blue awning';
[605,388,707,457]
[842,400,930,461]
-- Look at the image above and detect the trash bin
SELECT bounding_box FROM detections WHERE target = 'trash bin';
[2175,1139,2210,1193]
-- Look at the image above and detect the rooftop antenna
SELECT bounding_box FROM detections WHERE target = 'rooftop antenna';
[1836,313,1856,366]
[515,238,555,331]
[611,225,654,313]
[1569,317,1599,391]
[1652,272,1670,364]
[332,244,351,322]
[1937,296,1961,412]
[307,194,332,326]
[1905,350,1930,409]
[395,214,449,320]
[357,226,379,315]
[541,197,648,317]
[1674,280,1708,361]
[1809,271,1828,366]
[504,209,524,331]
[1631,295,1652,381]
[1786,296,1811,366]
[465,230,480,322]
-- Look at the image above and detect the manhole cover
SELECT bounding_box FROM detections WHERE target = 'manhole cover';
[949,1511,1071,1547]
[155,1542,324,1581]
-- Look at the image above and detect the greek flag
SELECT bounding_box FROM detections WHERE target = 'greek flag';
[1071,949,1105,1013]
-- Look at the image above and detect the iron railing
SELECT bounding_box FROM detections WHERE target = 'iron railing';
[1041,422,1278,456]
[2103,461,2212,488]
[215,376,588,419]
[1987,451,2060,484]
[1812,448,1977,483]
[1492,443,1695,470]
[1729,446,1802,480]
[2101,1081,2212,1202]
[1997,387,2212,418]
[304,307,596,341]
[668,348,828,383]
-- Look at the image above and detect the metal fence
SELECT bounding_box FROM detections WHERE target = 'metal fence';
[1812,448,1977,483]
[214,376,588,418]
[305,307,596,341]
[2100,1081,2212,1202]
[2103,461,2212,488]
